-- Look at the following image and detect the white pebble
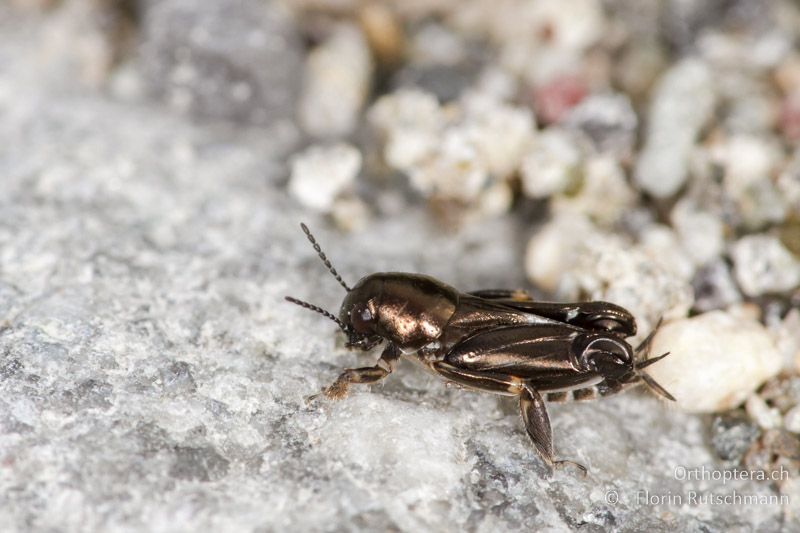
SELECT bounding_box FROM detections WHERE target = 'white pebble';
[457,0,603,81]
[528,0,604,52]
[409,128,488,202]
[646,311,784,413]
[460,94,535,178]
[777,149,800,210]
[784,405,800,434]
[726,302,763,323]
[571,234,694,338]
[718,135,786,228]
[745,394,782,430]
[409,23,467,66]
[331,196,370,233]
[299,24,373,137]
[771,308,800,372]
[368,88,444,134]
[714,135,786,228]
[552,154,637,226]
[474,181,514,219]
[692,260,742,312]
[564,93,638,160]
[671,199,725,267]
[525,213,595,297]
[718,135,782,195]
[635,59,715,198]
[730,235,800,297]
[638,225,694,282]
[368,89,444,172]
[527,217,695,337]
[370,89,533,215]
[520,129,582,199]
[454,0,603,53]
[288,143,362,212]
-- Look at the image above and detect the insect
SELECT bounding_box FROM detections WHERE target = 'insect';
[286,223,675,475]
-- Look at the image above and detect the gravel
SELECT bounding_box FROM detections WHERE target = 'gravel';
[1,1,799,531]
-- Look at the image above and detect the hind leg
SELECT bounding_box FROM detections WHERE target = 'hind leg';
[520,383,587,476]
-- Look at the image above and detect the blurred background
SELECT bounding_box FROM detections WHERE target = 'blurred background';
[1,0,800,531]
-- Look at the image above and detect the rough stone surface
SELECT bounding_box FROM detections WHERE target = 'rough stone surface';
[137,0,303,128]
[0,4,797,533]
[710,413,761,463]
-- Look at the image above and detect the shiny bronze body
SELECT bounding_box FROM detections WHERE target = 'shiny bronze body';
[339,273,458,351]
[286,225,674,475]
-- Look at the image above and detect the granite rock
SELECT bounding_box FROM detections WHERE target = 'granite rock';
[0,4,796,532]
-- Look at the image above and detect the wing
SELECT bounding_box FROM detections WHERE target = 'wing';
[441,294,580,349]
[443,324,602,392]
[467,290,637,337]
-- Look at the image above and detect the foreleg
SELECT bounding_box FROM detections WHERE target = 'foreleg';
[309,344,399,401]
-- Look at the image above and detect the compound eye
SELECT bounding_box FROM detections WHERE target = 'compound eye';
[350,303,374,334]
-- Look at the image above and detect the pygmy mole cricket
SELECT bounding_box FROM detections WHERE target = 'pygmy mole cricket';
[286,223,674,475]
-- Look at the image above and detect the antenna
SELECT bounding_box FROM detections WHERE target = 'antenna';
[300,223,350,291]
[285,297,349,333]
